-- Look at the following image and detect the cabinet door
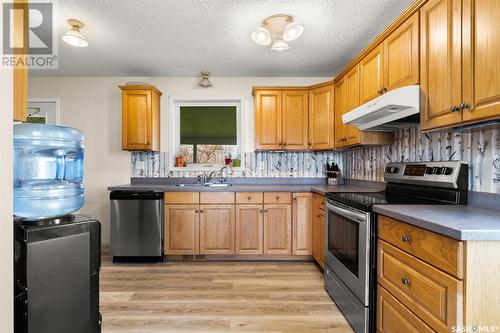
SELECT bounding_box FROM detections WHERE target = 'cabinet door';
[164,205,199,255]
[122,89,152,150]
[263,204,292,255]
[377,285,434,333]
[282,90,309,150]
[383,12,420,92]
[334,78,349,147]
[345,65,363,146]
[308,84,335,150]
[235,205,263,255]
[462,0,500,123]
[312,210,326,268]
[254,90,282,150]
[360,44,384,104]
[199,205,235,254]
[420,0,463,131]
[292,193,312,255]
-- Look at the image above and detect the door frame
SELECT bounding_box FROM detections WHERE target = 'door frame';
[27,97,61,124]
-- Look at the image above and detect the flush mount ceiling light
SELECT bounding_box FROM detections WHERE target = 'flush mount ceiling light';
[251,14,304,51]
[62,19,88,47]
[199,70,212,88]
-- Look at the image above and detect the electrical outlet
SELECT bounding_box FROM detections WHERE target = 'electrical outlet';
[259,162,265,170]
[136,160,145,169]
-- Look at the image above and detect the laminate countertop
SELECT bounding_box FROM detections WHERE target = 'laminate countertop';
[107,183,385,196]
[373,204,500,241]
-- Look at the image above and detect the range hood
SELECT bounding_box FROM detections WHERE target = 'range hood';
[342,85,420,131]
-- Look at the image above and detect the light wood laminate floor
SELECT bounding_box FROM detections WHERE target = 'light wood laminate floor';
[100,251,353,333]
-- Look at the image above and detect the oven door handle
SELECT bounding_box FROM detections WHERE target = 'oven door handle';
[327,203,367,223]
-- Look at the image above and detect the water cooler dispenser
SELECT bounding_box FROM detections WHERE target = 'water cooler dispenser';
[13,124,101,333]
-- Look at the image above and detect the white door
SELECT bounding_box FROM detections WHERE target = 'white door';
[26,100,59,124]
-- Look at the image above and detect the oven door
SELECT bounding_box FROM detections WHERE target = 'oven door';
[325,200,371,305]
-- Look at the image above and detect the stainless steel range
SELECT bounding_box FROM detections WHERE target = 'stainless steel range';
[324,161,468,333]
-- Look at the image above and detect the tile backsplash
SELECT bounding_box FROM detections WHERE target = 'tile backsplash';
[131,126,500,193]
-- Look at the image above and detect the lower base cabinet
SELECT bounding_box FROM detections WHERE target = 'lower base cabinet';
[263,204,292,254]
[377,285,434,333]
[312,194,326,268]
[292,193,313,255]
[164,204,199,255]
[235,204,264,254]
[199,205,235,254]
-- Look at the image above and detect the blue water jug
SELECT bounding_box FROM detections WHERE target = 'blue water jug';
[13,124,85,220]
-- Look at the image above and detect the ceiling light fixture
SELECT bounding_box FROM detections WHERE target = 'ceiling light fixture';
[199,70,212,88]
[251,14,303,51]
[62,19,88,47]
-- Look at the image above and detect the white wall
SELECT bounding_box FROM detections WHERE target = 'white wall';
[28,76,330,244]
[0,68,14,332]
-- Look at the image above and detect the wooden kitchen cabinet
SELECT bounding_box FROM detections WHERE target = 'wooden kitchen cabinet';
[199,205,235,254]
[235,204,264,254]
[383,12,419,92]
[334,77,349,148]
[282,90,309,150]
[164,204,199,255]
[120,85,162,151]
[312,194,326,268]
[360,44,384,104]
[420,0,463,131]
[308,83,335,150]
[461,0,500,124]
[292,193,312,255]
[377,214,500,331]
[263,204,292,255]
[254,89,282,150]
[254,88,308,150]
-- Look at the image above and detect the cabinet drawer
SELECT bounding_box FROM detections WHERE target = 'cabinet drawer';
[378,240,463,332]
[200,192,235,204]
[378,215,463,279]
[377,285,434,333]
[236,192,263,204]
[165,192,199,204]
[264,192,292,204]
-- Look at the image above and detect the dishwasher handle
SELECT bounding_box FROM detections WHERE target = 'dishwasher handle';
[109,191,163,200]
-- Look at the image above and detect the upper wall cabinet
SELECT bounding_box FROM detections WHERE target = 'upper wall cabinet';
[254,89,282,150]
[420,0,463,131]
[120,85,162,151]
[461,0,500,124]
[282,90,309,150]
[308,83,335,150]
[254,88,309,150]
[360,44,385,104]
[360,12,420,105]
[383,12,420,91]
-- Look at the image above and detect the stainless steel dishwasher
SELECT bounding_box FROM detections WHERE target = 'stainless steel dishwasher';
[110,191,163,261]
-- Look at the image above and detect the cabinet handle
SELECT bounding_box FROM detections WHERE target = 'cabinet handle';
[401,234,410,243]
[450,105,461,113]
[199,209,204,213]
[401,277,410,286]
[195,209,199,213]
[382,87,388,93]
[264,209,268,213]
[460,102,471,111]
[275,196,280,200]
[316,214,320,218]
[247,196,252,200]
[377,89,383,95]
[259,209,264,213]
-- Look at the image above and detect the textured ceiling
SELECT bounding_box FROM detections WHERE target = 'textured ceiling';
[31,0,413,77]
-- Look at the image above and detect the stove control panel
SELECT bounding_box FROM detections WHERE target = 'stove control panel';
[384,161,468,189]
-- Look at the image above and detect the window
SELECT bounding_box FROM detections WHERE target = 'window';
[178,105,239,165]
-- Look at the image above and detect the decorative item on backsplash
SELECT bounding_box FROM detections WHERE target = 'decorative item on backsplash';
[131,126,500,193]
